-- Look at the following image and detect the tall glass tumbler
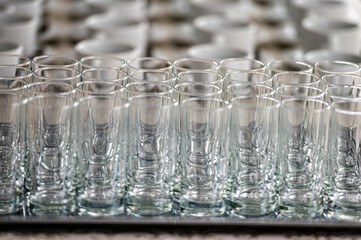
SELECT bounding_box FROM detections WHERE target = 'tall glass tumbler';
[314,60,361,77]
[327,100,361,220]
[76,96,128,216]
[32,55,79,71]
[229,96,279,217]
[278,99,329,218]
[26,95,76,215]
[127,95,178,216]
[0,92,25,214]
[179,98,231,217]
[266,60,313,76]
[218,58,266,76]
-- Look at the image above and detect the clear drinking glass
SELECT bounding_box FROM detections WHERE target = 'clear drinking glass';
[0,54,31,68]
[127,95,178,216]
[275,86,324,101]
[226,84,275,100]
[174,83,223,104]
[321,74,361,90]
[314,60,361,77]
[0,91,25,215]
[229,96,280,217]
[173,58,218,75]
[274,72,320,88]
[33,67,81,86]
[82,68,128,87]
[32,55,79,71]
[278,99,329,218]
[129,70,176,86]
[126,82,173,97]
[218,58,266,76]
[325,86,361,104]
[127,57,173,74]
[80,56,126,72]
[179,98,231,217]
[26,95,76,215]
[224,72,273,91]
[327,100,361,220]
[76,95,128,216]
[177,71,223,87]
[266,60,313,76]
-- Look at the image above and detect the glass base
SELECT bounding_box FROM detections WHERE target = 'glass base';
[29,192,76,216]
[278,200,322,219]
[326,203,361,221]
[126,195,172,216]
[179,198,226,217]
[78,198,125,217]
[229,199,276,218]
[0,194,23,215]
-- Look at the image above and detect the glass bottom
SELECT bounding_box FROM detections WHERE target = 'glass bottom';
[278,200,323,219]
[229,199,276,218]
[0,194,23,215]
[179,197,226,217]
[78,197,125,216]
[29,191,75,216]
[326,197,361,221]
[126,194,172,216]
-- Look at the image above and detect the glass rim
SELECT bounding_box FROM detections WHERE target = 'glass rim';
[181,97,231,111]
[32,55,79,69]
[219,57,265,72]
[331,100,361,115]
[314,60,361,75]
[76,80,124,95]
[276,85,324,98]
[128,94,178,108]
[227,83,275,95]
[321,73,361,87]
[174,82,222,97]
[225,71,273,84]
[125,81,173,96]
[26,95,74,109]
[274,71,320,85]
[81,68,128,81]
[177,70,224,80]
[33,67,81,81]
[74,94,129,109]
[281,98,330,112]
[0,65,32,80]
[267,60,313,73]
[231,95,280,109]
[173,57,219,72]
[129,69,176,82]
[0,79,27,92]
[326,85,361,100]
[80,55,127,69]
[26,81,75,96]
[127,57,173,71]
[0,54,31,67]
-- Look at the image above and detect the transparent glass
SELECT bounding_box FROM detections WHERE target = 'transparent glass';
[229,96,280,217]
[75,81,125,99]
[82,68,128,87]
[314,60,361,77]
[0,93,25,214]
[278,99,329,218]
[179,98,231,217]
[26,82,74,97]
[321,74,361,90]
[32,55,79,71]
[224,72,273,91]
[126,82,173,97]
[0,66,32,83]
[127,95,178,216]
[26,95,76,215]
[267,60,313,76]
[76,96,128,216]
[325,86,361,104]
[174,83,222,104]
[327,100,361,220]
